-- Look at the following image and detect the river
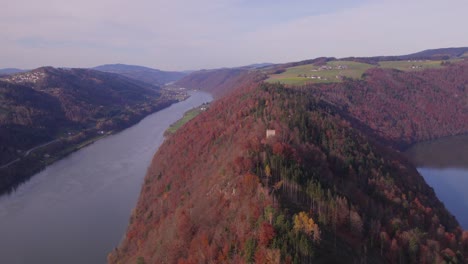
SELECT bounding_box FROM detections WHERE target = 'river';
[406,134,468,229]
[0,91,213,264]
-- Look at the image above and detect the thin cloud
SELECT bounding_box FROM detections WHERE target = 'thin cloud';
[1,0,467,70]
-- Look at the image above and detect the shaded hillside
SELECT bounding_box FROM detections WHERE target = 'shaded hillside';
[93,64,186,86]
[0,67,177,195]
[0,80,66,156]
[110,82,468,263]
[175,68,263,98]
[312,60,468,148]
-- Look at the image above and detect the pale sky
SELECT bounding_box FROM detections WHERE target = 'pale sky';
[1,0,467,71]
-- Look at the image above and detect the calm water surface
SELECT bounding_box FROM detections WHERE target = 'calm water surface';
[406,135,468,229]
[0,91,212,264]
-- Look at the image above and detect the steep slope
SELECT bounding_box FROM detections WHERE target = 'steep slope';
[110,82,468,263]
[0,67,177,195]
[313,60,468,148]
[93,64,186,86]
[175,68,262,98]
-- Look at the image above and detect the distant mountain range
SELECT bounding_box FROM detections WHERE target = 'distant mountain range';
[93,64,187,86]
[241,62,274,69]
[2,47,466,80]
[339,47,468,65]
[174,47,468,97]
[402,47,468,59]
[0,64,187,86]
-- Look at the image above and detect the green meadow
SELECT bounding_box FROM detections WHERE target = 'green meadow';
[266,58,464,86]
[166,107,205,134]
[266,61,374,85]
[378,60,446,71]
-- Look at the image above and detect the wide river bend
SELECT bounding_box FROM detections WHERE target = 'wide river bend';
[0,91,212,264]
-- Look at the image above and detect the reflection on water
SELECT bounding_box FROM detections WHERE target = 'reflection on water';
[0,91,213,264]
[418,168,468,229]
[406,134,468,169]
[406,134,468,229]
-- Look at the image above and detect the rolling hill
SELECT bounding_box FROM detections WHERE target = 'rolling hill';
[401,47,468,60]
[93,64,187,86]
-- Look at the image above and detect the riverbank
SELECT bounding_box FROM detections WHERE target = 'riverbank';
[164,102,210,135]
[0,96,181,196]
[0,91,213,264]
[405,134,468,229]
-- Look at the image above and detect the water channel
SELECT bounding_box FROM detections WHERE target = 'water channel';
[0,91,213,264]
[405,134,468,229]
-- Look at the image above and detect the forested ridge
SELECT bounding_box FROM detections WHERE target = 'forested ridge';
[313,61,468,149]
[110,59,468,263]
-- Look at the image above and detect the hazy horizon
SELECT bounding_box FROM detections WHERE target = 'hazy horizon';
[2,0,467,71]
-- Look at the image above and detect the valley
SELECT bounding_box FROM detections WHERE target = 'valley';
[0,91,213,264]
[0,67,185,195]
[1,47,467,264]
[3,0,468,263]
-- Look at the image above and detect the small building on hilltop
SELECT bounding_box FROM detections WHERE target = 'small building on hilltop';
[266,129,276,138]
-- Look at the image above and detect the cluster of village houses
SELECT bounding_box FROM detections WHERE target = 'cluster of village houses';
[3,71,45,84]
[406,60,429,69]
[162,86,189,101]
[297,64,349,80]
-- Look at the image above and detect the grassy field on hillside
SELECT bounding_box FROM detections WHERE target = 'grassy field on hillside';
[266,61,375,85]
[266,58,466,86]
[378,60,446,71]
[166,105,208,134]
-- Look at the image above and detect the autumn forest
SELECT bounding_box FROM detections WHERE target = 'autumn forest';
[109,58,468,263]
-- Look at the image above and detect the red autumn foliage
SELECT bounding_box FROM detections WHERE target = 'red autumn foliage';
[312,61,468,148]
[258,222,276,246]
[109,61,468,263]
